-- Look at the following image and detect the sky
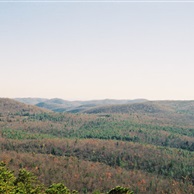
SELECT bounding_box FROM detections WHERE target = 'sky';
[0,0,194,100]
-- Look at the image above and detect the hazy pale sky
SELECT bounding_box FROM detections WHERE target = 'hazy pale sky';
[0,0,194,100]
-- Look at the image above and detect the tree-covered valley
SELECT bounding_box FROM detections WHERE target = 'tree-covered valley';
[1,98,194,193]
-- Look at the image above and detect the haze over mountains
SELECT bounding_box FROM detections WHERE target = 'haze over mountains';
[14,98,148,113]
[14,97,194,117]
[12,97,194,128]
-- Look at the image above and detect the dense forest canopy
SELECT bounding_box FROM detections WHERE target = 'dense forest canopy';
[1,98,194,193]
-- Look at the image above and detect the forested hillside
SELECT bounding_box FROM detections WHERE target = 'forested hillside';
[1,98,194,193]
[0,98,50,115]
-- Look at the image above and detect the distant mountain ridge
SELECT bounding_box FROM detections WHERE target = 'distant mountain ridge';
[14,98,48,105]
[14,98,194,118]
[14,98,148,113]
[83,100,194,119]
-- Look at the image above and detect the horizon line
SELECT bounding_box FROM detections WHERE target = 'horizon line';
[4,97,194,101]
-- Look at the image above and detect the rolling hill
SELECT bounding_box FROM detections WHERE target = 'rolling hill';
[1,97,194,193]
[83,101,165,114]
[0,98,50,116]
[83,100,194,115]
[15,97,148,112]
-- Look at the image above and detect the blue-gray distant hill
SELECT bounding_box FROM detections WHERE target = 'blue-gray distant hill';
[14,98,148,113]
[14,98,48,105]
[36,98,148,113]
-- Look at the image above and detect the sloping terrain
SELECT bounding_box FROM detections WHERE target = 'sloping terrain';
[1,150,192,194]
[1,98,194,193]
[154,100,194,115]
[0,98,50,116]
